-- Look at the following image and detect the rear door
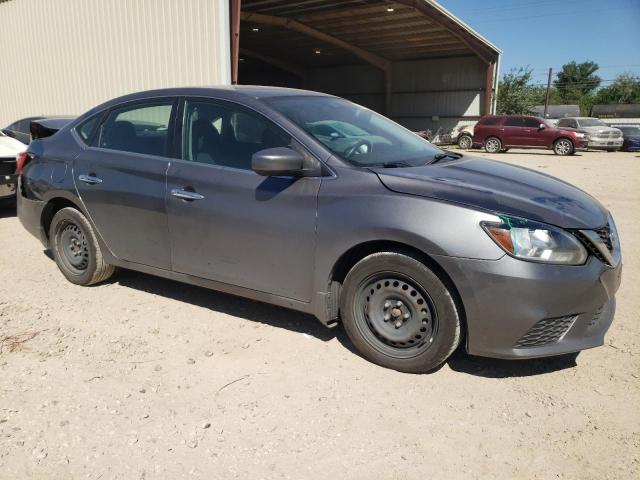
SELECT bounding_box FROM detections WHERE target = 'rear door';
[74,99,177,269]
[502,116,530,146]
[165,98,321,301]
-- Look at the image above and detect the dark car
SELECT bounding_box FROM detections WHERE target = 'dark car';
[3,115,74,145]
[472,115,588,155]
[616,125,640,152]
[17,87,622,373]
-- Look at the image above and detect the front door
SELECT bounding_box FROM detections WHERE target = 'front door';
[75,99,176,269]
[166,98,320,301]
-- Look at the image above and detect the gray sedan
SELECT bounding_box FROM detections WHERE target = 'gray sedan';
[17,87,622,373]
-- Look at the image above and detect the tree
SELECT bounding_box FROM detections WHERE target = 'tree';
[578,73,640,116]
[595,73,640,104]
[554,60,601,103]
[496,67,546,115]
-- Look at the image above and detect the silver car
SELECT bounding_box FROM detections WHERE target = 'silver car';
[557,117,623,151]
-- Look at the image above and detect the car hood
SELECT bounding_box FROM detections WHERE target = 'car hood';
[372,156,608,229]
[0,136,25,157]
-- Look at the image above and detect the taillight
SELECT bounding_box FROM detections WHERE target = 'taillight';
[16,151,31,175]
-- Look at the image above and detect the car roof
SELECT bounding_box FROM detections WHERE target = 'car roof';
[84,85,335,118]
[108,85,330,103]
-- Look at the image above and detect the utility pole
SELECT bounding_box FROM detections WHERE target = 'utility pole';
[543,67,552,118]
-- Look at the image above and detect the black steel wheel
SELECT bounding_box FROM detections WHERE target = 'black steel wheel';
[50,207,115,285]
[340,251,461,373]
[356,274,437,359]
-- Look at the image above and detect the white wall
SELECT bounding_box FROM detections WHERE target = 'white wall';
[0,0,230,126]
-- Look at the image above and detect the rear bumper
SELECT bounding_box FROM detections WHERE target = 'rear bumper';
[0,173,18,199]
[434,253,622,359]
[17,185,47,247]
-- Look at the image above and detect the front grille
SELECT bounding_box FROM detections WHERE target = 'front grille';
[514,315,577,348]
[594,225,613,251]
[574,231,607,263]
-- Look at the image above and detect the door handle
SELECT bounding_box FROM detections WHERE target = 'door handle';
[171,188,204,201]
[78,174,103,185]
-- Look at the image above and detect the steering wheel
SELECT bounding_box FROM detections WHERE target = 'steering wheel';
[344,139,372,159]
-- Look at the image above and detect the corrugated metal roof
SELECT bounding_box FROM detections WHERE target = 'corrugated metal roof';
[241,0,500,66]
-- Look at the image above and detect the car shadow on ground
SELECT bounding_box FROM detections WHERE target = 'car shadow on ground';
[0,202,16,218]
[45,261,581,377]
[447,347,579,378]
[114,269,341,344]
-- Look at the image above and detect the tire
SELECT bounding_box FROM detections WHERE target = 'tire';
[49,207,114,286]
[553,138,574,155]
[457,134,472,150]
[606,148,617,152]
[484,137,502,153]
[340,252,461,373]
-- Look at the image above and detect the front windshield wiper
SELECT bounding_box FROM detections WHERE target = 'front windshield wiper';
[431,151,463,164]
[363,161,414,168]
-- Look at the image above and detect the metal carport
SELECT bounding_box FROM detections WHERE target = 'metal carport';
[231,0,501,130]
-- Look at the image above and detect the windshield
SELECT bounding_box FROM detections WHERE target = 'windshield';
[619,126,640,135]
[266,96,442,166]
[577,118,607,127]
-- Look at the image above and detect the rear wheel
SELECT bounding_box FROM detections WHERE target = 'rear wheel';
[49,207,114,286]
[553,138,574,155]
[340,252,461,373]
[484,137,502,153]
[457,134,472,150]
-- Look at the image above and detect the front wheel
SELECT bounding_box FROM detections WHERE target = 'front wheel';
[553,138,574,155]
[484,137,502,153]
[49,207,115,286]
[340,252,461,373]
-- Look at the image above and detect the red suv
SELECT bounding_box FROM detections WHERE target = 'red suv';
[472,115,587,155]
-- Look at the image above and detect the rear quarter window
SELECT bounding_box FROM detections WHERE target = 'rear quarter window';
[76,114,102,145]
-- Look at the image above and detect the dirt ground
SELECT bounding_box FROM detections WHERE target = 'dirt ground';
[1,149,638,479]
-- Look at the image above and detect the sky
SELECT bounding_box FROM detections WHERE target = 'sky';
[438,0,640,87]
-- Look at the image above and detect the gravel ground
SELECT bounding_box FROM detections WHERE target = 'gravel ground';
[1,149,638,479]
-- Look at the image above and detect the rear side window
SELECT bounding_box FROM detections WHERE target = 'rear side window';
[523,117,541,128]
[98,101,174,156]
[76,114,101,145]
[480,116,502,126]
[505,117,524,127]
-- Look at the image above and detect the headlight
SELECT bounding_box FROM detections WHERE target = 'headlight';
[575,132,586,138]
[481,215,588,265]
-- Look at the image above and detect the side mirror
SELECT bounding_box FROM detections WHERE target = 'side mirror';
[538,123,546,129]
[252,147,304,177]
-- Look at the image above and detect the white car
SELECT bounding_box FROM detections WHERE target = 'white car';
[0,130,25,201]
[452,123,475,149]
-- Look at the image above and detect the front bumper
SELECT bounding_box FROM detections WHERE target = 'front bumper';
[587,138,623,149]
[0,173,18,199]
[434,253,622,359]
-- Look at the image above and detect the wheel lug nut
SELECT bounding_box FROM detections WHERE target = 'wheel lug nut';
[396,301,402,307]
[394,320,402,328]
[384,301,391,309]
[383,314,390,322]
[404,313,410,319]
